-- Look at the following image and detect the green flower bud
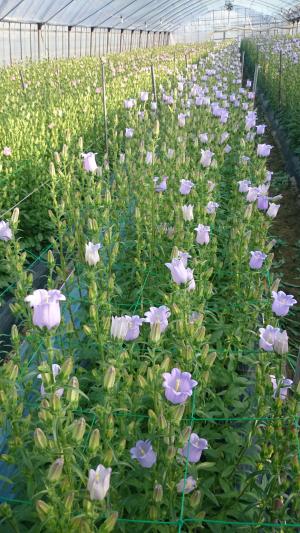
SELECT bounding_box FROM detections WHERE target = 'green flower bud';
[150,323,161,342]
[49,162,56,177]
[88,429,100,452]
[60,357,73,380]
[206,352,217,368]
[137,375,147,388]
[66,376,79,405]
[106,415,114,439]
[71,517,92,533]
[173,403,185,425]
[64,492,74,513]
[161,357,171,372]
[72,417,86,442]
[99,512,119,532]
[34,428,48,449]
[36,500,52,520]
[190,489,201,508]
[47,457,64,482]
[51,393,61,412]
[149,505,158,521]
[166,445,176,460]
[11,207,19,225]
[104,366,116,390]
[153,483,163,503]
[158,413,168,430]
[83,325,92,336]
[103,448,113,465]
[9,364,18,381]
[11,324,19,342]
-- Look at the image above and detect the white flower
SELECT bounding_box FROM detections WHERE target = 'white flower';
[85,242,101,266]
[111,316,131,340]
[176,475,197,494]
[182,205,194,221]
[87,465,112,500]
[266,203,280,218]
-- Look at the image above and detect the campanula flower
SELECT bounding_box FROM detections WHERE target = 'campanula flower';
[272,291,297,317]
[162,368,197,404]
[87,465,112,500]
[130,440,157,468]
[25,289,66,330]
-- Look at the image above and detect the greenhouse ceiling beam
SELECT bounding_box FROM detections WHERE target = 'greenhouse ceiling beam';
[130,0,203,30]
[95,0,143,27]
[160,0,285,29]
[73,0,116,26]
[121,0,172,30]
[146,0,215,30]
[0,0,26,21]
[43,0,77,24]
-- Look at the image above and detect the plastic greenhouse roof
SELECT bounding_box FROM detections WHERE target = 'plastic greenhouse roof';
[0,0,298,31]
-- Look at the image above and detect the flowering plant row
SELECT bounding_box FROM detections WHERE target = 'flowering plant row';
[0,42,215,290]
[241,35,300,153]
[0,41,299,532]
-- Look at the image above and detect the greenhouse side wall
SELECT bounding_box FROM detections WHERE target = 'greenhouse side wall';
[0,22,170,66]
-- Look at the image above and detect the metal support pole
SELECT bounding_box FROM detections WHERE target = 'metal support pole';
[139,29,142,48]
[29,23,32,61]
[253,64,260,93]
[79,27,82,57]
[120,28,124,53]
[8,22,12,65]
[151,64,157,101]
[55,25,58,59]
[101,60,108,156]
[241,50,245,81]
[278,49,282,106]
[130,29,134,51]
[68,26,72,58]
[106,28,111,54]
[90,27,94,56]
[19,69,25,90]
[37,23,42,60]
[19,23,23,61]
[146,30,149,48]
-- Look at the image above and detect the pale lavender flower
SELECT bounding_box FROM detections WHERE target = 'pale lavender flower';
[82,152,97,172]
[176,251,191,267]
[37,364,64,398]
[272,291,297,317]
[195,224,210,245]
[180,434,208,463]
[144,306,170,333]
[200,149,214,168]
[0,221,12,241]
[256,124,266,135]
[206,201,219,214]
[125,128,134,138]
[180,179,194,195]
[259,325,280,352]
[130,440,157,468]
[167,148,175,159]
[3,146,12,156]
[182,205,194,221]
[248,91,255,100]
[120,153,125,163]
[146,151,153,165]
[178,82,184,92]
[151,102,157,111]
[177,476,197,494]
[246,80,252,88]
[124,98,135,109]
[246,132,256,142]
[178,113,186,127]
[87,465,112,500]
[249,251,267,269]
[140,91,148,102]
[165,258,190,285]
[25,289,66,330]
[199,133,208,144]
[246,187,259,202]
[154,176,168,192]
[124,315,144,341]
[266,203,280,218]
[274,330,289,355]
[257,195,269,211]
[162,368,197,404]
[224,144,232,153]
[238,180,251,193]
[85,242,101,266]
[257,144,272,157]
[220,132,229,144]
[270,375,293,400]
[265,170,273,182]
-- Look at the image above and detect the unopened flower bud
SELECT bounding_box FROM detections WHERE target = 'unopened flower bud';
[54,151,60,164]
[244,204,253,219]
[48,457,64,482]
[36,500,52,520]
[11,324,19,342]
[9,364,18,381]
[173,404,185,425]
[34,428,48,449]
[100,512,119,532]
[158,413,168,430]
[60,357,73,380]
[149,505,158,520]
[64,492,74,513]
[150,322,161,342]
[206,352,217,368]
[78,137,83,150]
[271,278,280,293]
[72,417,86,442]
[166,445,177,460]
[49,162,56,177]
[11,207,19,225]
[153,483,163,503]
[161,357,171,371]
[51,393,61,412]
[190,489,201,507]
[104,366,116,390]
[103,448,113,465]
[66,376,79,405]
[137,375,147,388]
[88,429,100,452]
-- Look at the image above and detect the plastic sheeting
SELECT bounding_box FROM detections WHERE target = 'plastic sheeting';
[0,0,299,31]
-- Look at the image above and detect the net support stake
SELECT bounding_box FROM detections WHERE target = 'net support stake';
[101,60,109,156]
[253,63,260,94]
[151,64,157,102]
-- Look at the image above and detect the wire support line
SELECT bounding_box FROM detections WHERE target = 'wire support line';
[0,179,50,219]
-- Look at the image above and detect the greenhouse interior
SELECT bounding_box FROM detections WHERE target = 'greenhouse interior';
[1,0,300,531]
